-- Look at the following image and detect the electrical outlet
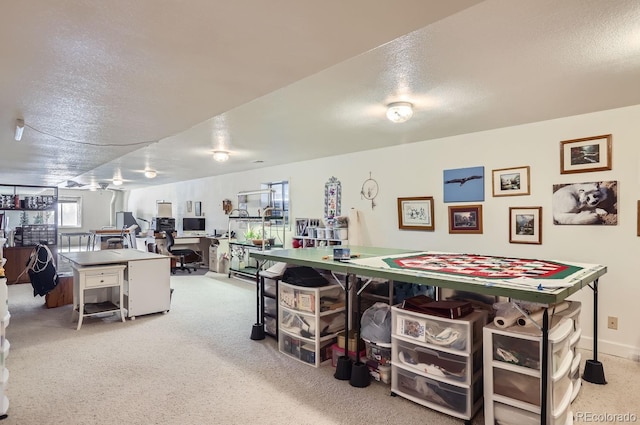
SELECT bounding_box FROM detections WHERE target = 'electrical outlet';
[607,316,618,330]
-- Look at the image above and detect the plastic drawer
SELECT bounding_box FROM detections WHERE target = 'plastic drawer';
[393,365,482,419]
[492,401,572,425]
[0,340,9,366]
[279,333,334,366]
[264,297,277,317]
[392,306,487,352]
[393,337,481,385]
[279,309,343,341]
[365,340,391,366]
[263,278,277,298]
[486,317,573,373]
[279,282,344,314]
[557,301,581,334]
[264,316,277,336]
[492,367,572,410]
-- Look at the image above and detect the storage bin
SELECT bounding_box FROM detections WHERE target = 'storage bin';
[393,365,477,417]
[393,306,487,352]
[263,278,277,298]
[331,343,365,367]
[264,316,277,336]
[492,401,572,425]
[264,297,277,317]
[315,228,326,239]
[492,367,572,410]
[280,334,334,366]
[365,340,392,366]
[393,337,479,384]
[0,340,9,366]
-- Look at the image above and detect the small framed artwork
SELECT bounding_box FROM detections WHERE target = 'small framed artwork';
[560,134,612,174]
[195,201,202,216]
[509,207,542,244]
[397,197,435,231]
[492,166,530,197]
[448,204,483,234]
[186,201,193,213]
[443,166,484,202]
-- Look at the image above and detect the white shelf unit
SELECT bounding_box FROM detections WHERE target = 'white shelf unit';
[278,280,345,367]
[390,305,488,423]
[0,278,9,419]
[483,313,576,425]
[227,210,285,280]
[293,218,348,248]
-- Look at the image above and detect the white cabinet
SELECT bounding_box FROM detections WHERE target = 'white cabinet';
[123,257,171,319]
[483,313,576,425]
[391,305,488,422]
[278,281,345,367]
[0,278,9,419]
[72,264,126,330]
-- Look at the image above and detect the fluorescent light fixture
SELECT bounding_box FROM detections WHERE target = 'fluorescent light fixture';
[213,150,230,162]
[237,189,275,196]
[144,169,157,178]
[386,102,413,123]
[15,119,24,141]
[112,178,123,186]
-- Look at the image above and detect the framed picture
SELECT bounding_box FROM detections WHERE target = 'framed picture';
[560,134,612,174]
[443,166,484,202]
[552,181,617,225]
[186,201,193,213]
[448,204,483,234]
[195,201,202,216]
[492,166,530,197]
[509,207,542,244]
[397,197,435,231]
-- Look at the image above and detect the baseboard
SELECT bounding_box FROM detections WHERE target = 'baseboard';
[577,336,640,361]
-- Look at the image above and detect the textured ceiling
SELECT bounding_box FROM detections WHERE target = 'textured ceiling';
[1,0,639,190]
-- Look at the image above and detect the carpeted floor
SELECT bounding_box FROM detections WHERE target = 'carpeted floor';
[3,273,639,424]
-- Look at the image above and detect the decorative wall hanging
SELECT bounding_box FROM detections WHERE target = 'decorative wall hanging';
[186,201,193,213]
[560,134,612,174]
[195,201,202,217]
[443,166,485,202]
[552,181,617,225]
[222,199,233,215]
[324,176,341,219]
[509,207,542,244]
[492,166,531,197]
[360,172,379,209]
[397,197,435,231]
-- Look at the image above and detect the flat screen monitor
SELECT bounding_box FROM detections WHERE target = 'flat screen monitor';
[183,217,206,232]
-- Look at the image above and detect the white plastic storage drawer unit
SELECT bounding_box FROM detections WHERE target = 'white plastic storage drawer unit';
[483,316,575,424]
[278,281,345,367]
[391,305,488,421]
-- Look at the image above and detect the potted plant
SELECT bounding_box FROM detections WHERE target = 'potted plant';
[243,227,263,245]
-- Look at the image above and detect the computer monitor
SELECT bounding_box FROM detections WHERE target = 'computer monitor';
[183,217,206,232]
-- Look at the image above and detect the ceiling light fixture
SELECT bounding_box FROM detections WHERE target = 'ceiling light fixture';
[213,150,230,162]
[112,178,123,186]
[386,102,414,123]
[15,118,24,141]
[144,169,157,178]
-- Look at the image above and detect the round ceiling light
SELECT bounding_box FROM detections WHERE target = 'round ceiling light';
[386,102,414,123]
[112,178,123,186]
[213,150,230,162]
[144,169,157,179]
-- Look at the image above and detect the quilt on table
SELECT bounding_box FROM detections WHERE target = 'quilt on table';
[348,251,604,289]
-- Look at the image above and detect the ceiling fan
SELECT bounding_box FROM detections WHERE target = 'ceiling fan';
[65,180,87,188]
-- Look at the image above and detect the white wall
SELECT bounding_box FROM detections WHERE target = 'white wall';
[127,104,640,360]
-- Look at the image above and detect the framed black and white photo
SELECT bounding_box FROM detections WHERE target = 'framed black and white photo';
[397,197,435,231]
[509,207,542,244]
[492,166,530,197]
[560,134,612,174]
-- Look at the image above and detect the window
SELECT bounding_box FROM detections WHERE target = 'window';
[58,197,82,228]
[262,180,289,226]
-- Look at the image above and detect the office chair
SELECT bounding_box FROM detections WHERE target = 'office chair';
[106,225,138,249]
[164,231,199,274]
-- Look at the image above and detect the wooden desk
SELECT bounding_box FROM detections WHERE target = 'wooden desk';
[90,229,136,250]
[61,250,171,320]
[147,234,219,267]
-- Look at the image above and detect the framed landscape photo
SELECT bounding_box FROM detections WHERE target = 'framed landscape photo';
[448,204,483,234]
[398,196,435,231]
[509,207,542,244]
[560,134,612,174]
[492,166,530,197]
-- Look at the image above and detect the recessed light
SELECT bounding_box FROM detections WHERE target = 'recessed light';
[213,150,230,162]
[144,169,157,178]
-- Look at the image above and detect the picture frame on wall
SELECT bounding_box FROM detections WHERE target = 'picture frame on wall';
[492,166,530,197]
[560,134,612,174]
[443,166,485,202]
[448,204,483,234]
[397,196,435,231]
[195,201,202,216]
[509,206,542,244]
[637,201,640,236]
